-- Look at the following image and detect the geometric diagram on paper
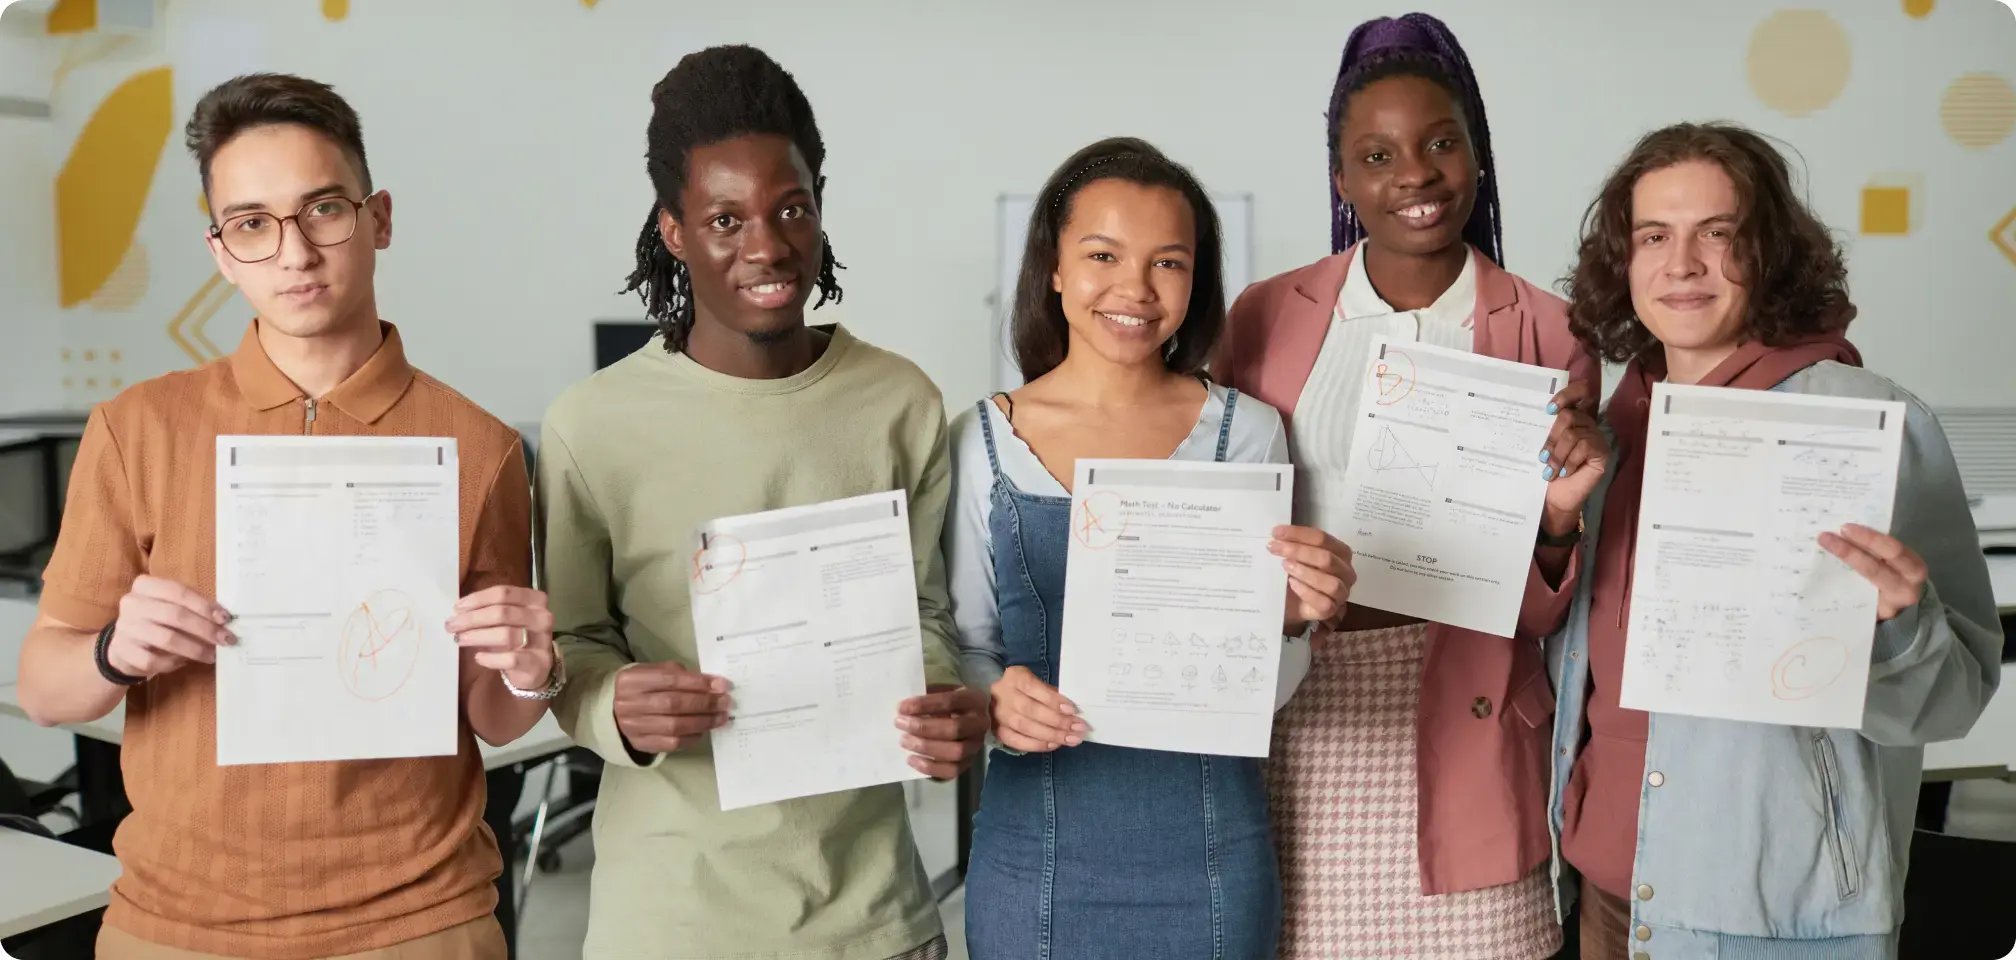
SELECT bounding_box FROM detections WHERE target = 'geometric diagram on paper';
[1745,10,1851,118]
[1940,73,2016,149]
[1241,667,1263,693]
[1162,633,1182,655]
[1182,664,1199,689]
[1859,174,1923,236]
[1769,636,1850,701]
[1994,205,2016,270]
[1189,632,1210,652]
[1109,662,1132,677]
[338,589,424,702]
[1073,490,1126,550]
[1248,633,1270,654]
[1212,664,1229,690]
[1368,425,1439,490]
[1370,349,1417,406]
[1221,635,1245,656]
[1143,664,1165,682]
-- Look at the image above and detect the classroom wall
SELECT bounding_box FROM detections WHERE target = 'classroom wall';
[1,0,2013,424]
[0,26,60,415]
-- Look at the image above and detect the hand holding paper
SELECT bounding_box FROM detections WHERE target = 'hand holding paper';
[988,666,1087,753]
[1818,523,1929,621]
[895,684,989,779]
[613,662,731,755]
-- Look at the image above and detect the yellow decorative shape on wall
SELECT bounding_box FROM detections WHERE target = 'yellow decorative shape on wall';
[1746,10,1851,118]
[1902,0,1934,17]
[55,65,174,308]
[90,240,151,310]
[322,0,350,22]
[1994,205,2016,270]
[1861,188,1910,235]
[167,274,235,363]
[1940,73,2016,149]
[45,0,95,34]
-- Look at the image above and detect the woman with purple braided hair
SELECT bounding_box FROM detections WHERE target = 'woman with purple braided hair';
[1214,13,1606,958]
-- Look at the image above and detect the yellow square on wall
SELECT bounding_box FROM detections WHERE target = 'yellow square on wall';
[1861,186,1912,235]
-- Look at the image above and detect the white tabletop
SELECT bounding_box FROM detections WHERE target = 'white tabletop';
[1988,553,2016,616]
[0,681,569,772]
[0,829,120,939]
[1924,680,2016,779]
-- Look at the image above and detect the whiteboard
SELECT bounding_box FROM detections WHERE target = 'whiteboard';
[992,192,1255,391]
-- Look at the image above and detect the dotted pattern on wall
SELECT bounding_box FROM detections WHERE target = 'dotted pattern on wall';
[1940,73,2016,148]
[1745,10,1852,118]
[1903,0,1935,18]
[1860,174,1924,236]
[322,0,349,22]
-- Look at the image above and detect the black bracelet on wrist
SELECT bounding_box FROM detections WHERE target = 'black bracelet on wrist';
[94,622,145,687]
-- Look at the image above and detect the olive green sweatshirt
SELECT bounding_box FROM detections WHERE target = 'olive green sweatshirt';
[537,325,959,959]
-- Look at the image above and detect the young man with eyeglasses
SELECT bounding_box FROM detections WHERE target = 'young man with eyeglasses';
[14,73,552,960]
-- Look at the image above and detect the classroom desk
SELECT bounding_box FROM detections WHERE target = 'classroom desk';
[1989,553,2015,617]
[1924,681,2016,782]
[0,682,570,773]
[0,829,121,940]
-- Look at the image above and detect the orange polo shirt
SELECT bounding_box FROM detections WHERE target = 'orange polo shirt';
[37,321,531,959]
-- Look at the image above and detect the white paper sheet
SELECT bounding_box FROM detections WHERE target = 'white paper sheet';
[214,436,460,765]
[1057,460,1293,757]
[689,490,928,810]
[1333,338,1567,636]
[1620,383,1906,727]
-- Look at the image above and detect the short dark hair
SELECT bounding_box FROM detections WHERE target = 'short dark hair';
[1326,13,1502,263]
[185,73,371,202]
[1011,137,1225,383]
[622,45,843,354]
[1563,122,1853,364]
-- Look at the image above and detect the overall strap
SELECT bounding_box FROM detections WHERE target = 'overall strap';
[1214,387,1240,463]
[976,396,1008,478]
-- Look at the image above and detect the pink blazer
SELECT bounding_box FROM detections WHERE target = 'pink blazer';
[1216,245,1598,895]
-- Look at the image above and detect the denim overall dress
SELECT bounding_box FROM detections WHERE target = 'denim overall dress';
[963,390,1282,960]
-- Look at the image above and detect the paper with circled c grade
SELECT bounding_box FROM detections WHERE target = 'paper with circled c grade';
[1333,338,1568,638]
[1058,460,1294,758]
[214,436,460,766]
[689,490,928,811]
[1620,383,1905,728]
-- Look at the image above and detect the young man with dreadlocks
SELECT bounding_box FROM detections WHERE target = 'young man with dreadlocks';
[1214,13,1603,958]
[536,45,983,959]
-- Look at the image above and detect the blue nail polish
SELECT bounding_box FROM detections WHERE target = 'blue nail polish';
[1546,402,1559,415]
[1543,466,1556,480]
[1539,449,1551,463]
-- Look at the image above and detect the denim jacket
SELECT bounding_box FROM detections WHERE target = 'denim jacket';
[1545,361,2003,960]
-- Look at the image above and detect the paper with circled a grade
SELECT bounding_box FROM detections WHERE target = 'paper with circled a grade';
[215,436,460,766]
[1332,337,1568,637]
[1057,460,1294,758]
[689,490,928,811]
[1620,383,1905,728]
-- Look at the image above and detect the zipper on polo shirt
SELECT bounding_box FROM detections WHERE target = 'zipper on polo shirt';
[304,397,317,434]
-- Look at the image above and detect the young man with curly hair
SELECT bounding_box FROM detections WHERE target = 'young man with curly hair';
[1546,122,2000,960]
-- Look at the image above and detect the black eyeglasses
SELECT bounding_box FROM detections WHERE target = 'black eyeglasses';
[208,194,373,263]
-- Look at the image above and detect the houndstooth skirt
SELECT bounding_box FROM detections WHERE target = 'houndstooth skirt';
[1266,624,1562,960]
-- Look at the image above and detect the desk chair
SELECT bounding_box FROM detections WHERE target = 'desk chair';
[1900,827,2016,958]
[0,766,102,960]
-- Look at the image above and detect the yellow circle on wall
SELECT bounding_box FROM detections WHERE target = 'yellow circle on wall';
[1940,73,2016,148]
[1746,10,1852,118]
[322,0,349,22]
[1902,0,1934,17]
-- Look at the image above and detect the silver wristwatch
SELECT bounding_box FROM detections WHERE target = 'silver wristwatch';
[501,653,567,701]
